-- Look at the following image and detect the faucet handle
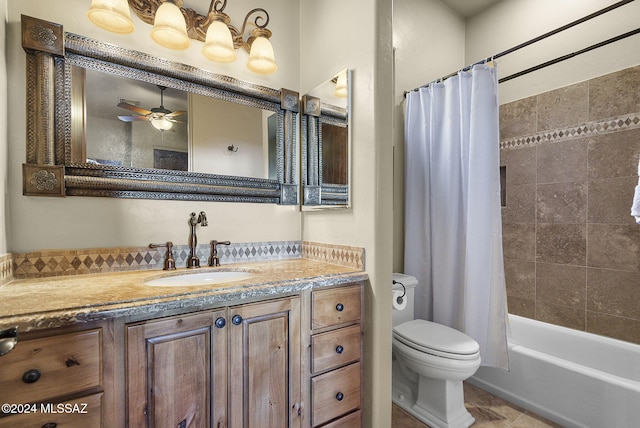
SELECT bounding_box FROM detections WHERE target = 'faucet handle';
[208,240,231,267]
[149,241,176,270]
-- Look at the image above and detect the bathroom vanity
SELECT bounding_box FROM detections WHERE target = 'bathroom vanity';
[0,258,366,427]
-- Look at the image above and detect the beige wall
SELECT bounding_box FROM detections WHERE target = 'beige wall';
[6,0,301,252]
[299,1,394,426]
[0,1,7,254]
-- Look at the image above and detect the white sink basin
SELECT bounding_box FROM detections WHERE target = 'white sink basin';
[144,271,254,287]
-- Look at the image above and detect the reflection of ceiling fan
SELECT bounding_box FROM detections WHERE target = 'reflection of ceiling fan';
[117,85,185,131]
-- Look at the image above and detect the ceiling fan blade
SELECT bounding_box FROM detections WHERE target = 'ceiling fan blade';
[117,101,152,115]
[165,110,186,118]
[118,115,149,122]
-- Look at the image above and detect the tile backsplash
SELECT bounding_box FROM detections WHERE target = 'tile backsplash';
[9,241,365,280]
[500,64,640,344]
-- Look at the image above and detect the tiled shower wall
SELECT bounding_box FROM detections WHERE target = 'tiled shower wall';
[500,65,640,344]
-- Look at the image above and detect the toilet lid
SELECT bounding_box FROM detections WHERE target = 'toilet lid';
[393,319,480,359]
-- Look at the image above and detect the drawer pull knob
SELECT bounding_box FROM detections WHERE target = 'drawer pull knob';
[42,424,57,428]
[215,317,226,329]
[336,303,344,312]
[22,369,41,384]
[336,392,344,401]
[232,315,243,325]
[336,345,344,354]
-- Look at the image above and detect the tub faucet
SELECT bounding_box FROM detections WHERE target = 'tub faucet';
[187,211,207,268]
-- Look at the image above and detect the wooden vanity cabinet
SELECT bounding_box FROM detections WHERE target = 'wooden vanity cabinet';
[126,309,228,428]
[0,322,113,427]
[228,297,301,428]
[303,283,363,427]
[126,296,301,428]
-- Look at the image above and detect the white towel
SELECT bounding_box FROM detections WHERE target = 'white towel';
[633,157,640,224]
[633,183,640,224]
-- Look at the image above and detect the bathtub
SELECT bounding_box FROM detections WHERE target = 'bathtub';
[468,314,640,428]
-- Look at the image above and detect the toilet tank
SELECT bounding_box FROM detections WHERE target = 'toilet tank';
[392,273,418,327]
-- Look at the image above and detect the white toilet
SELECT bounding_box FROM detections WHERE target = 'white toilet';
[392,273,481,428]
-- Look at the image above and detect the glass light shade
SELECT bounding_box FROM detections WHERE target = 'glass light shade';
[334,71,348,98]
[247,36,277,74]
[151,117,173,131]
[202,20,236,63]
[150,1,190,50]
[86,0,134,34]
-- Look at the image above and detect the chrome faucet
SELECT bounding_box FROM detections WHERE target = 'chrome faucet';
[187,211,208,268]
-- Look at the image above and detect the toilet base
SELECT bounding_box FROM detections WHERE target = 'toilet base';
[393,365,475,428]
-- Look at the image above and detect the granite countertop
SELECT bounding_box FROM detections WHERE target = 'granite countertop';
[0,258,368,332]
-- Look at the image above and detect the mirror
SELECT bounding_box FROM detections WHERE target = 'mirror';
[21,15,299,204]
[83,68,280,180]
[301,68,351,207]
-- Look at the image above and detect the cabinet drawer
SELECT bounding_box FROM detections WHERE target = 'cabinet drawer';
[311,325,361,374]
[311,362,361,427]
[0,392,102,428]
[311,285,361,330]
[320,410,361,428]
[0,329,101,405]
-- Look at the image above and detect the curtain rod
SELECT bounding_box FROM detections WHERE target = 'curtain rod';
[498,27,640,83]
[403,0,636,97]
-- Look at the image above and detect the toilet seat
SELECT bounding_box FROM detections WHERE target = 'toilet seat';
[393,319,480,361]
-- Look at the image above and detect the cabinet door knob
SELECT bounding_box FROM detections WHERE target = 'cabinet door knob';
[336,303,344,312]
[42,423,57,428]
[336,345,344,354]
[232,314,243,325]
[22,369,41,384]
[215,317,226,329]
[336,392,344,401]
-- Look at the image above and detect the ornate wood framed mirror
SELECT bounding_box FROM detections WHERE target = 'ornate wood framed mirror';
[301,68,351,208]
[21,15,299,204]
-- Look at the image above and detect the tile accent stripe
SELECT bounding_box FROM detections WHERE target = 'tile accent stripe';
[9,241,364,280]
[302,241,365,270]
[501,113,640,150]
[0,254,13,286]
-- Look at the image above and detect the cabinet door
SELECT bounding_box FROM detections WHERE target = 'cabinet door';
[126,310,227,428]
[228,298,301,428]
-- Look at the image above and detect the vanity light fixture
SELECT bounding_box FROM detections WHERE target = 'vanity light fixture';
[334,70,348,98]
[87,0,277,74]
[86,0,135,33]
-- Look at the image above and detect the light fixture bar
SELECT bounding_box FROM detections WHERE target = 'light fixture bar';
[90,0,277,73]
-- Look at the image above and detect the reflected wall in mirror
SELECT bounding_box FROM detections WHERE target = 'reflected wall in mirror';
[21,15,298,204]
[82,68,279,179]
[301,68,351,207]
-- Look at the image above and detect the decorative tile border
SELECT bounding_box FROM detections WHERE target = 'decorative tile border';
[9,241,364,280]
[12,241,303,279]
[302,241,366,270]
[0,254,13,286]
[501,113,640,150]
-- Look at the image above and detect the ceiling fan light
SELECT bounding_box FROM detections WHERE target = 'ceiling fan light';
[247,36,277,74]
[334,70,348,98]
[151,117,174,131]
[150,1,190,50]
[87,0,134,34]
[202,20,236,63]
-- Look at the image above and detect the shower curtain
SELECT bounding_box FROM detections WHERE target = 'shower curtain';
[404,63,509,369]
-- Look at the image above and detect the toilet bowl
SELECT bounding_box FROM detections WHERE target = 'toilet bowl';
[392,273,481,428]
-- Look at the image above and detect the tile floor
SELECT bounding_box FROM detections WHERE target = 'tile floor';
[392,382,562,427]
